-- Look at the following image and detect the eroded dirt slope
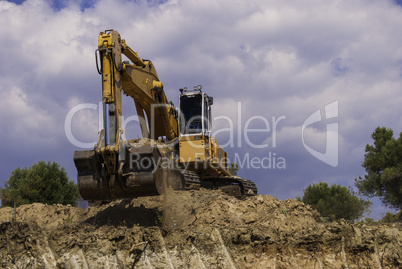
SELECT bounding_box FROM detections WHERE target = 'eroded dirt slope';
[0,189,401,268]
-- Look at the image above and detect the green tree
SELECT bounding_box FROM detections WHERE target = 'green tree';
[229,163,239,176]
[378,211,401,223]
[355,127,402,218]
[0,161,79,207]
[302,182,372,222]
[364,217,375,223]
[357,217,375,225]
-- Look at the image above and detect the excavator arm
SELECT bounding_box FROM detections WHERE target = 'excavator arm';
[97,30,177,144]
[74,30,180,200]
[95,30,178,177]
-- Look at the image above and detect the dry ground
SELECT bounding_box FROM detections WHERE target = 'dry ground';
[0,189,401,268]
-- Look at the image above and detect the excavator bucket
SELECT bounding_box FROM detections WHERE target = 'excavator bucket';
[74,146,166,200]
[73,142,188,201]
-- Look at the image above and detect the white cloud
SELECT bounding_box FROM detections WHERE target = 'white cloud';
[0,84,59,146]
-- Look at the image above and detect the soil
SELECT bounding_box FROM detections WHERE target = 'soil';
[0,188,401,268]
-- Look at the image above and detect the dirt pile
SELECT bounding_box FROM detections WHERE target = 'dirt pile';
[0,189,401,268]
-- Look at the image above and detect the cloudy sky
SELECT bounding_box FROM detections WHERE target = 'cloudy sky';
[1,0,401,220]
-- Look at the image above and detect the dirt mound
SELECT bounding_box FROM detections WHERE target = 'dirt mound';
[160,189,318,230]
[0,189,401,268]
[0,203,89,230]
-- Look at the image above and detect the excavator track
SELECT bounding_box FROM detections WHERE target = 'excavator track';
[199,176,257,197]
[180,170,201,190]
[176,169,257,197]
[235,178,258,196]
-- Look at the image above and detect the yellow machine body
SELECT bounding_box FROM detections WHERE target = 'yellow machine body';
[179,136,229,176]
[73,30,257,201]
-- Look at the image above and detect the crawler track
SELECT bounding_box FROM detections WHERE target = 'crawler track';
[181,170,201,189]
[198,175,258,196]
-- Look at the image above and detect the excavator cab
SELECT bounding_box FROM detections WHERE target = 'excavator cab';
[177,86,230,176]
[179,86,213,136]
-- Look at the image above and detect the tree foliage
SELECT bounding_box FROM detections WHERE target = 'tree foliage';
[355,127,402,213]
[229,163,239,176]
[378,211,401,223]
[0,161,79,207]
[302,182,371,222]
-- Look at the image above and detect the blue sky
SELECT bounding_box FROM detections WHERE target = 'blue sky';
[1,0,402,220]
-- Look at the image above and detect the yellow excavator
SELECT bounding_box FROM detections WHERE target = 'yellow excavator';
[74,30,257,200]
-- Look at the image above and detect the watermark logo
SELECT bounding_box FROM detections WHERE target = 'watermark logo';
[64,100,338,169]
[302,101,338,167]
[64,103,99,148]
